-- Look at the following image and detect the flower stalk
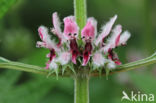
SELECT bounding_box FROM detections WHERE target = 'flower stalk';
[74,0,89,103]
[74,0,87,44]
[74,69,89,103]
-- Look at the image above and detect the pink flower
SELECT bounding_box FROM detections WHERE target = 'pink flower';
[52,12,64,47]
[36,12,131,70]
[108,49,121,65]
[81,17,97,41]
[70,39,79,64]
[63,16,79,64]
[81,18,97,66]
[95,15,117,46]
[63,16,79,39]
[37,26,59,69]
[82,42,92,66]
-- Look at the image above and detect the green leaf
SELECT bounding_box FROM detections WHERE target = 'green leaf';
[0,0,17,19]
[0,57,10,63]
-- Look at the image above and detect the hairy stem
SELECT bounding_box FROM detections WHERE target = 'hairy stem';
[74,0,87,44]
[1,52,156,77]
[74,0,89,102]
[74,70,89,103]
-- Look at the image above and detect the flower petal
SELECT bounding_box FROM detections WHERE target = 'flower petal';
[63,16,79,39]
[119,31,131,46]
[108,49,121,65]
[71,51,78,64]
[82,42,92,66]
[107,60,116,69]
[49,60,58,70]
[81,17,97,41]
[37,26,60,51]
[52,12,66,45]
[52,12,62,38]
[93,52,106,67]
[45,49,56,69]
[57,52,71,65]
[82,52,91,66]
[95,15,117,46]
[102,24,122,53]
[70,39,79,64]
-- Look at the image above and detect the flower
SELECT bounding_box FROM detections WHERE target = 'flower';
[36,12,131,71]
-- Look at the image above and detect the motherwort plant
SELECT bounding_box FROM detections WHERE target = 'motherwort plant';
[0,0,156,103]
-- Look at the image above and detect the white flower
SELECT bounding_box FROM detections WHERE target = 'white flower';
[107,60,116,70]
[49,60,58,70]
[57,52,71,65]
[92,52,106,67]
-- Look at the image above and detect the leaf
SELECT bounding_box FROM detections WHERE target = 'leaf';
[0,57,10,63]
[0,0,17,19]
[0,70,58,103]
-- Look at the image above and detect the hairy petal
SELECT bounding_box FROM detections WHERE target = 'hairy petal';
[82,42,92,66]
[81,17,97,41]
[102,25,122,53]
[95,15,117,46]
[52,12,62,39]
[93,52,106,67]
[49,60,58,70]
[57,52,71,65]
[108,49,121,65]
[45,49,56,69]
[63,16,79,39]
[70,39,79,64]
[107,60,116,70]
[119,31,131,45]
[37,26,59,51]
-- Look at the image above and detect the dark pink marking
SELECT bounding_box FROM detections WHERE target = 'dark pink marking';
[115,34,120,46]
[82,42,92,66]
[38,28,44,40]
[108,49,121,65]
[70,39,79,64]
[45,49,56,69]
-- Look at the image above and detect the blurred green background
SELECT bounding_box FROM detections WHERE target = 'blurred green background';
[0,0,156,103]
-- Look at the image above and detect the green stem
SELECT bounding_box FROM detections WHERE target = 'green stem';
[0,57,71,77]
[74,0,87,44]
[1,52,156,76]
[74,70,89,103]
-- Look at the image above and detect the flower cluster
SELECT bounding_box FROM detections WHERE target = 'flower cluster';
[36,12,131,72]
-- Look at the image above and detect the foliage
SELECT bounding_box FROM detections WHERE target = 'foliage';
[0,0,17,19]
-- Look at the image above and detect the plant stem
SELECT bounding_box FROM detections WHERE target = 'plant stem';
[74,70,89,103]
[1,52,156,76]
[74,0,89,102]
[74,0,87,44]
[91,52,156,76]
